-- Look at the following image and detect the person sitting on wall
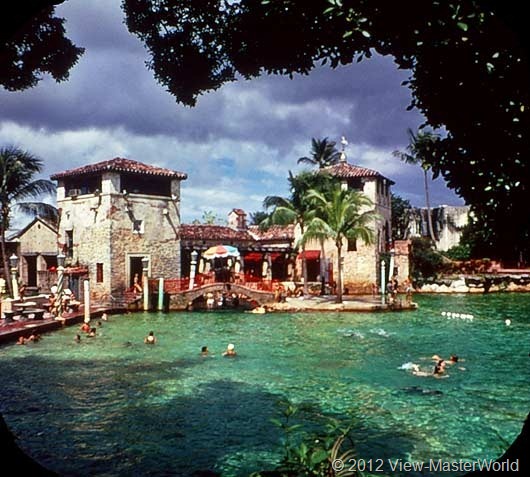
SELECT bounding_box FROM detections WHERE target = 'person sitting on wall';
[18,281,26,299]
[49,293,64,317]
[62,289,73,310]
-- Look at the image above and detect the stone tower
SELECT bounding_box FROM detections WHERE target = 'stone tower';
[51,158,187,299]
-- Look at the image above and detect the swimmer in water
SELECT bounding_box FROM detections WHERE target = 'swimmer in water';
[144,331,156,344]
[433,359,446,376]
[222,343,237,357]
[411,360,448,378]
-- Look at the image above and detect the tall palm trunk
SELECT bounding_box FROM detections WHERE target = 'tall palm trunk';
[336,242,343,303]
[300,224,308,296]
[423,169,436,245]
[319,237,326,295]
[1,227,13,296]
[301,253,309,296]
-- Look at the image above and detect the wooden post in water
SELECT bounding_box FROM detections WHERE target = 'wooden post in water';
[381,259,386,305]
[142,256,150,311]
[83,280,90,323]
[158,277,164,311]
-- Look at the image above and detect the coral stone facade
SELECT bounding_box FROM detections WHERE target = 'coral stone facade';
[311,159,394,293]
[51,158,187,299]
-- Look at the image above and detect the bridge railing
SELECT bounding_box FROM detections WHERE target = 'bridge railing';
[147,275,277,293]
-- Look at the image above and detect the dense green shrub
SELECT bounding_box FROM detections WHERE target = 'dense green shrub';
[443,243,471,261]
[410,237,445,284]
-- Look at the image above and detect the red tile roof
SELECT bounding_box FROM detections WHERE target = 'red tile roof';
[180,224,254,241]
[180,224,295,244]
[230,208,247,216]
[50,158,187,180]
[321,162,394,184]
[248,224,295,241]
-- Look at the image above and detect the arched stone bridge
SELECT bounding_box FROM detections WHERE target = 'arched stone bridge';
[169,282,275,310]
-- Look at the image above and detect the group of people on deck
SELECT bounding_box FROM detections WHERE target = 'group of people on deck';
[48,287,78,317]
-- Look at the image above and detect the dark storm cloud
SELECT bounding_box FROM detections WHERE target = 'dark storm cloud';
[0,0,463,215]
[0,0,422,152]
[255,56,426,147]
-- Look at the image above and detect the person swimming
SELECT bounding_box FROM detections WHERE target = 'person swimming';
[200,346,210,357]
[433,359,446,376]
[409,359,447,378]
[144,331,156,344]
[222,343,237,356]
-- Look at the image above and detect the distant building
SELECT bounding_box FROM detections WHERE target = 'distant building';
[50,158,187,299]
[408,205,469,251]
[3,217,58,293]
[227,208,247,230]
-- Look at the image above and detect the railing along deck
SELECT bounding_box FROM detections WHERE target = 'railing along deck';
[148,273,277,294]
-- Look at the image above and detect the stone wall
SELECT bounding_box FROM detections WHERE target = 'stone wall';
[393,240,411,285]
[58,193,112,298]
[57,177,182,300]
[415,275,530,293]
[18,220,57,255]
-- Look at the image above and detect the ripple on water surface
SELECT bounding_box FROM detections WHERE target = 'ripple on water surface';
[0,294,528,476]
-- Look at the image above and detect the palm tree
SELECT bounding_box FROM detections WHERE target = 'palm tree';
[263,171,331,295]
[393,128,440,244]
[302,186,378,303]
[0,146,57,296]
[297,137,341,169]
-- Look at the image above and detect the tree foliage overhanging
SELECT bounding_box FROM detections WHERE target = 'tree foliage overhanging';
[0,1,83,91]
[120,0,529,262]
[2,1,529,261]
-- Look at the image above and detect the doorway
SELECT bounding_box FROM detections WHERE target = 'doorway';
[129,256,144,288]
[24,255,37,287]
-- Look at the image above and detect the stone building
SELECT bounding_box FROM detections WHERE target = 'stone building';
[50,158,187,299]
[297,156,394,293]
[4,217,58,293]
[408,205,469,251]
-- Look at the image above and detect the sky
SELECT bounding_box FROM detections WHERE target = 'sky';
[0,0,464,226]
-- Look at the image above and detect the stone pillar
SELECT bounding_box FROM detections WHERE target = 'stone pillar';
[189,250,198,290]
[84,280,91,323]
[381,259,386,305]
[56,253,65,316]
[9,254,20,301]
[158,277,164,311]
[142,256,149,311]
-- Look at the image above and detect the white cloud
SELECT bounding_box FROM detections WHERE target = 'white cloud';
[1,0,464,226]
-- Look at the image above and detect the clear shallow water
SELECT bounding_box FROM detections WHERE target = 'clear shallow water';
[0,294,528,476]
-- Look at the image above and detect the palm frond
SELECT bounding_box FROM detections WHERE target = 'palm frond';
[263,195,290,210]
[14,202,59,224]
[12,179,56,201]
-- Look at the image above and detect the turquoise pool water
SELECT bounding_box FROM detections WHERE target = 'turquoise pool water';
[0,294,528,476]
